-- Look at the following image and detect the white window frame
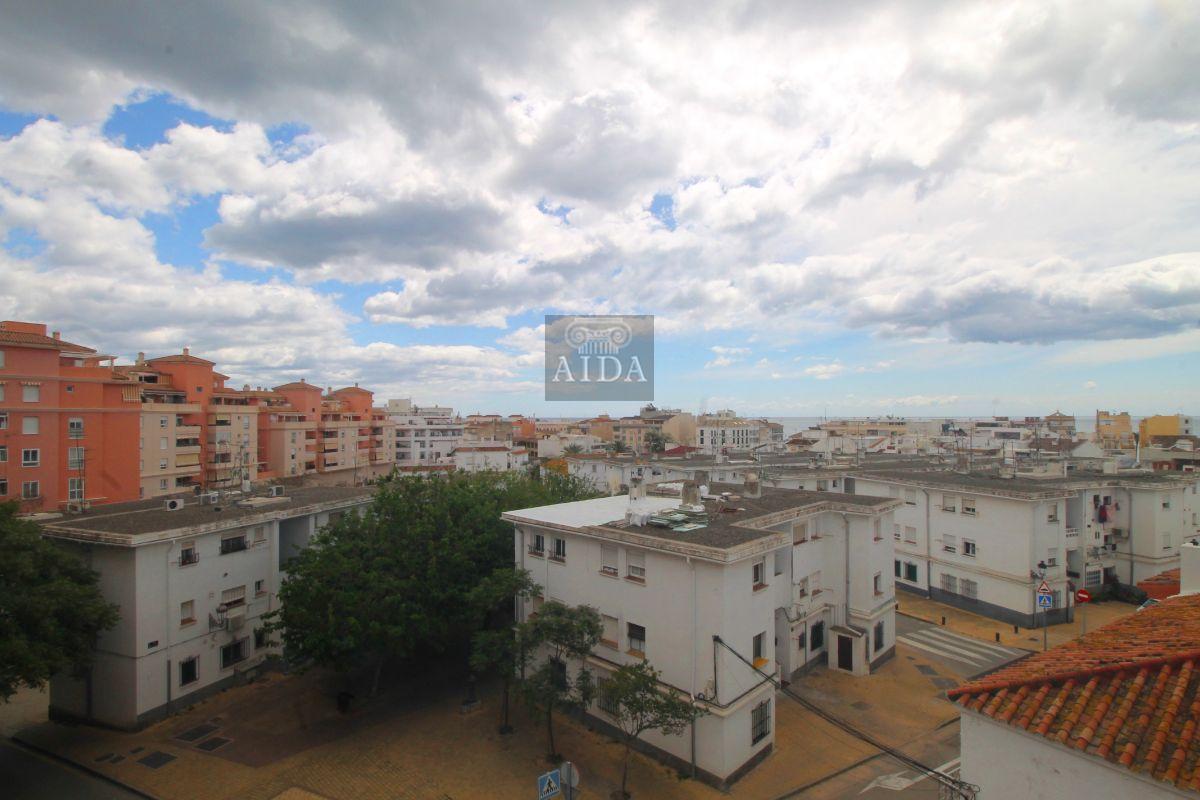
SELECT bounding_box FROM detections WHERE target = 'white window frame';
[68,477,84,501]
[627,549,646,581]
[21,480,40,499]
[68,417,84,439]
[21,448,39,467]
[22,384,40,403]
[752,558,767,589]
[600,543,618,576]
[21,416,38,435]
[962,539,977,557]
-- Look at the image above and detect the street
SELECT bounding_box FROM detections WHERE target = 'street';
[0,739,145,800]
[895,615,1028,678]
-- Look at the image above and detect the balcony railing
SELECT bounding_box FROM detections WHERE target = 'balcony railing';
[1065,527,1079,537]
[220,536,248,555]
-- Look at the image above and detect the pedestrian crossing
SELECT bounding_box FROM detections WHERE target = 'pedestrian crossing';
[898,626,1025,670]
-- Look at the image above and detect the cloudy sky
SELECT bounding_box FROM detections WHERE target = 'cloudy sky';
[0,1,1198,418]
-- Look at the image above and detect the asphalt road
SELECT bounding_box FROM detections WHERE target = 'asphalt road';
[0,739,145,800]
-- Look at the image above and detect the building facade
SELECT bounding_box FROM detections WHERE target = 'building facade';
[503,479,899,786]
[43,487,373,730]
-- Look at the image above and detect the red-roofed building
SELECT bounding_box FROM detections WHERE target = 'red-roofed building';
[949,594,1200,797]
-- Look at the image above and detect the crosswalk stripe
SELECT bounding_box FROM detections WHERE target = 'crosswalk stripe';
[918,627,1023,658]
[902,630,1002,663]
[897,635,989,666]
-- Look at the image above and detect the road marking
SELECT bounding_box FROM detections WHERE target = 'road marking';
[897,635,989,667]
[918,627,1023,658]
[859,758,962,793]
[900,631,993,665]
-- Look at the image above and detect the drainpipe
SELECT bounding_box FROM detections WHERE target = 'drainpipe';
[842,513,851,627]
[921,489,932,597]
[689,555,698,779]
[1129,493,1135,585]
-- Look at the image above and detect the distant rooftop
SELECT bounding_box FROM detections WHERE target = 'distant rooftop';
[41,486,372,542]
[852,467,1198,498]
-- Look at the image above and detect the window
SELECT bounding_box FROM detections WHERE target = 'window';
[243,417,250,430]
[68,418,84,439]
[601,614,619,648]
[904,562,918,582]
[253,526,266,544]
[809,570,821,594]
[627,622,646,655]
[792,520,808,542]
[811,621,825,650]
[873,519,882,541]
[873,572,883,595]
[893,523,900,541]
[963,539,976,557]
[1163,532,1173,551]
[0,445,7,463]
[597,677,620,715]
[529,532,545,556]
[751,699,771,745]
[254,627,268,650]
[942,495,956,512]
[961,498,976,516]
[159,416,168,429]
[220,639,248,669]
[0,412,6,429]
[551,537,567,562]
[68,477,84,501]
[752,632,767,667]
[21,448,39,467]
[180,600,195,626]
[255,579,266,596]
[180,543,198,566]
[159,458,168,470]
[221,586,246,607]
[22,384,39,403]
[160,436,168,450]
[21,481,39,499]
[600,543,618,576]
[961,578,979,599]
[900,525,915,544]
[1046,547,1058,567]
[894,559,901,578]
[752,558,767,590]
[22,416,38,435]
[68,446,84,469]
[180,657,199,686]
[1162,495,1172,510]
[942,534,957,553]
[0,479,6,496]
[1047,504,1059,523]
[874,621,885,652]
[626,550,646,581]
[220,534,247,555]
[940,574,958,594]
[904,489,917,506]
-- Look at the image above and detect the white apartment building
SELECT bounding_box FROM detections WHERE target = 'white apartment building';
[452,444,529,473]
[42,486,372,729]
[389,411,464,466]
[696,416,778,455]
[851,469,1200,627]
[503,478,900,787]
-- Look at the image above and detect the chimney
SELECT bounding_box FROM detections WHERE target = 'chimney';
[682,480,700,507]
[52,331,60,339]
[182,347,190,356]
[745,470,761,498]
[136,351,145,364]
[629,476,646,503]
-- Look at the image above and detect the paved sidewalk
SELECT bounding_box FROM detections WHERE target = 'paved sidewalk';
[896,593,1137,652]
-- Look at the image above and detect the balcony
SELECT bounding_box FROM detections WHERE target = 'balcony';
[1065,527,1079,538]
[176,424,201,437]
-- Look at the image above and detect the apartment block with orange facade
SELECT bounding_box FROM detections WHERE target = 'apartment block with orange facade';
[1,320,396,512]
[0,321,141,513]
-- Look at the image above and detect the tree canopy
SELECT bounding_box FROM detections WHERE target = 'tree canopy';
[266,470,597,694]
[0,502,119,701]
[518,601,602,758]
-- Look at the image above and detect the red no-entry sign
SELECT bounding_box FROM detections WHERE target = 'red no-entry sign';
[1075,589,1092,603]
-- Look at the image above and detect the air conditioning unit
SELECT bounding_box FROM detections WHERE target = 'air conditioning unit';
[1106,543,1117,552]
[226,605,247,630]
[268,485,285,498]
[164,498,184,511]
[202,491,220,505]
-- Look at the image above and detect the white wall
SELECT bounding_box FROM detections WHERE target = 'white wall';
[960,711,1191,799]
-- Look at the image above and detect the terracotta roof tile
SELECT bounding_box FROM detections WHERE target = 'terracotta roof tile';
[146,353,215,365]
[949,595,1200,791]
[0,329,95,352]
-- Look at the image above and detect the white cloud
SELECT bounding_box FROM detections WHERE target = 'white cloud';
[1083,380,1097,390]
[704,345,750,369]
[804,363,846,380]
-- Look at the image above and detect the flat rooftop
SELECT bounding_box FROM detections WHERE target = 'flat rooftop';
[41,486,373,540]
[505,484,898,553]
[852,468,1198,498]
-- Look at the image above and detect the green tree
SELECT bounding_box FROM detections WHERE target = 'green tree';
[267,471,596,697]
[608,440,630,455]
[644,431,669,453]
[0,502,119,701]
[562,443,585,455]
[519,601,602,759]
[601,661,704,797]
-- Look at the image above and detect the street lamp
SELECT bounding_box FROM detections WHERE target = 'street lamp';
[1036,561,1048,651]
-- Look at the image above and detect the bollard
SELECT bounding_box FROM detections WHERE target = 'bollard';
[1013,624,1019,634]
[941,616,946,625]
[995,632,1001,643]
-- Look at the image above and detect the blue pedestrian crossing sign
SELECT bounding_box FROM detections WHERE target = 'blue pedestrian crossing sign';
[538,769,562,799]
[1037,593,1053,608]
